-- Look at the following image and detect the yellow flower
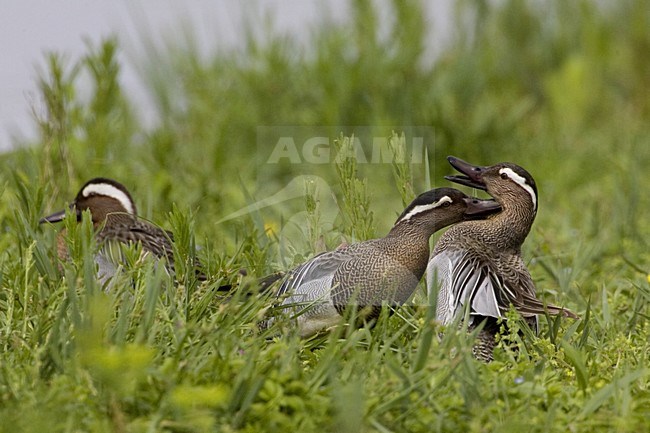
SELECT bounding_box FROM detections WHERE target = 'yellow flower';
[264,220,279,236]
[646,274,650,284]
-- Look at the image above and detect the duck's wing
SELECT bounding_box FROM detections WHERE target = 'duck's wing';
[427,250,577,324]
[494,255,578,319]
[276,247,355,304]
[426,250,457,324]
[427,249,502,324]
[98,221,171,257]
[100,221,208,281]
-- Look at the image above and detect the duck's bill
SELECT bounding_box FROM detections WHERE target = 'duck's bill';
[445,156,487,190]
[39,209,67,224]
[463,197,501,217]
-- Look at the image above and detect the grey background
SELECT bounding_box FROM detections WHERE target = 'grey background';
[0,1,452,151]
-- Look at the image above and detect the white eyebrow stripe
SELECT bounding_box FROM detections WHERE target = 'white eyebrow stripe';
[82,183,135,215]
[499,167,537,210]
[399,195,453,222]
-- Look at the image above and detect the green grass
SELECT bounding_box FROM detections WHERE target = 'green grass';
[1,0,650,431]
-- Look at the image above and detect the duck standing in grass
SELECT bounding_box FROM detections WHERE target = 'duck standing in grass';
[271,187,502,337]
[427,156,578,361]
[40,177,204,284]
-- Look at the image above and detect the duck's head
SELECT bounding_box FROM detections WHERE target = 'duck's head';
[445,156,538,214]
[394,187,501,231]
[40,177,137,225]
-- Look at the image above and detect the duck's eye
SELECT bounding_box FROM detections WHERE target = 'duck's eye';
[500,172,509,180]
[441,201,451,207]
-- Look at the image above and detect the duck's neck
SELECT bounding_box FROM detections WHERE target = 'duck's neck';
[100,212,137,229]
[471,200,535,250]
[386,219,438,243]
[384,221,433,262]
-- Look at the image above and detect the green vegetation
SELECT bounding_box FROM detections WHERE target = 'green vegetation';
[1,0,650,431]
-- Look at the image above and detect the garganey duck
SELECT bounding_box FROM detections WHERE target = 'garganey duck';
[426,156,578,361]
[40,177,204,284]
[271,187,501,337]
